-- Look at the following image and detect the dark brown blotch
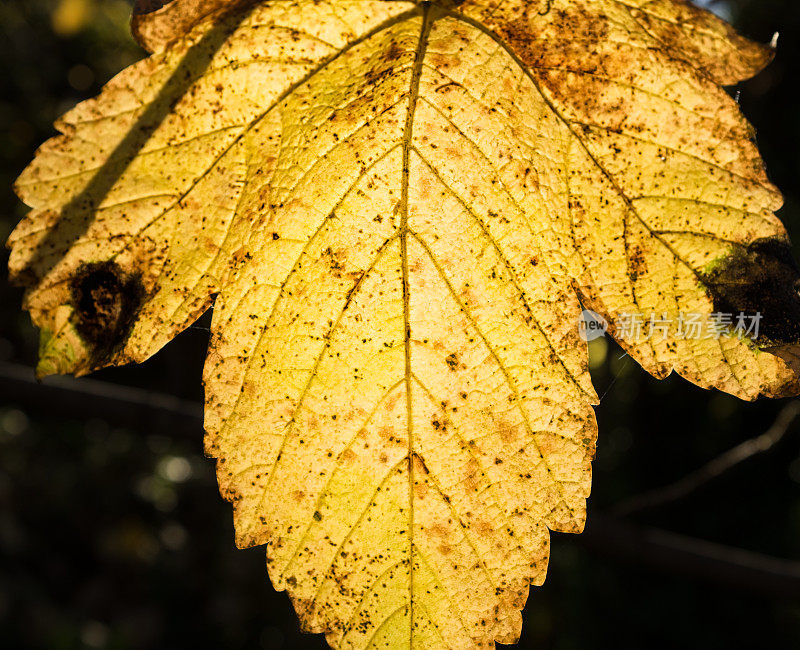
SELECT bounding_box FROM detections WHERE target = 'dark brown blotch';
[70,261,144,360]
[132,0,172,15]
[701,238,800,345]
[628,245,646,282]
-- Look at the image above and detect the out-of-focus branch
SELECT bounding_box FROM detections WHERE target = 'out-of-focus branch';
[610,401,800,518]
[2,360,800,598]
[577,513,800,600]
[0,360,204,438]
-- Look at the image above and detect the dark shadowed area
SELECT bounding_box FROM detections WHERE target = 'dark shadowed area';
[1,1,799,648]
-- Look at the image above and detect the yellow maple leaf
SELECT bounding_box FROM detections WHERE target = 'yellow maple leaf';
[9,0,800,647]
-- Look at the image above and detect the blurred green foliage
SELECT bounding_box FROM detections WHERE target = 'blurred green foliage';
[1,1,799,649]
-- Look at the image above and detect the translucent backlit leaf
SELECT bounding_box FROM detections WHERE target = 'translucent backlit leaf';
[10,1,800,647]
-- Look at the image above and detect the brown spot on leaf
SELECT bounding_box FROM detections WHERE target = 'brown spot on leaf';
[463,458,481,492]
[70,261,144,362]
[498,5,609,73]
[427,522,449,538]
[384,391,401,412]
[629,245,646,282]
[701,238,800,345]
[132,0,172,15]
[498,420,519,444]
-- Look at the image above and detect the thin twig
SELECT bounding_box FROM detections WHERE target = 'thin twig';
[611,401,800,518]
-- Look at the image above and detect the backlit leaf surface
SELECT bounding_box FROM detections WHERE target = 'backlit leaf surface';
[9,1,800,647]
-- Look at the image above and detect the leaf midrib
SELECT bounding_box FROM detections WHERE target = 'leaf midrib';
[399,3,434,643]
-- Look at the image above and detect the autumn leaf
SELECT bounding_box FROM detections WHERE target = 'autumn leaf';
[9,0,800,647]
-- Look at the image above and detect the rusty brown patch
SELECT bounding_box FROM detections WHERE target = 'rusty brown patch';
[494,5,610,73]
[463,458,481,492]
[701,238,800,345]
[414,482,429,500]
[70,260,144,363]
[628,245,646,282]
[384,391,401,412]
[427,522,449,538]
[445,352,459,371]
[132,0,172,15]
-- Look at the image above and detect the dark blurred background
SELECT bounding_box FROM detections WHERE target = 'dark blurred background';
[1,0,799,648]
